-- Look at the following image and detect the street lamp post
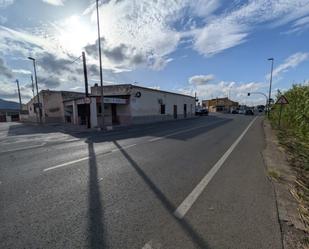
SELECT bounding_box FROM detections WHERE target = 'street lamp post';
[30,74,38,122]
[28,57,42,123]
[267,58,274,118]
[96,0,105,129]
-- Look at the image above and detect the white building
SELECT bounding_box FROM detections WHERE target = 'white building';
[25,84,196,127]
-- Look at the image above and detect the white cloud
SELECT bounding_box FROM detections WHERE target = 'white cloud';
[285,15,309,34]
[42,0,65,6]
[12,69,32,75]
[189,74,215,85]
[0,0,13,8]
[270,52,309,78]
[193,0,309,56]
[181,76,266,105]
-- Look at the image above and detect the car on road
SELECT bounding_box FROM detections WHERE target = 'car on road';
[231,110,239,114]
[245,109,254,115]
[238,109,246,114]
[195,109,209,116]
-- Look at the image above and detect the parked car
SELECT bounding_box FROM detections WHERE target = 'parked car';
[231,110,238,114]
[245,109,254,115]
[238,109,246,114]
[196,109,209,116]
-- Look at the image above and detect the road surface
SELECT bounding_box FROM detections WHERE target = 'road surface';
[0,114,282,249]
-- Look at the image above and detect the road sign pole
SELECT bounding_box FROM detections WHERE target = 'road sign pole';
[278,104,283,128]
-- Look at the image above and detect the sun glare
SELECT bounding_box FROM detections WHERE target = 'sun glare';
[56,15,96,55]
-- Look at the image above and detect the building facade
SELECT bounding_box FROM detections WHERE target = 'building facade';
[202,97,239,113]
[64,84,195,127]
[24,84,195,127]
[0,109,20,122]
[25,90,85,123]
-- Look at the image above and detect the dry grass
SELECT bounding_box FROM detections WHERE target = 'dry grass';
[268,168,281,181]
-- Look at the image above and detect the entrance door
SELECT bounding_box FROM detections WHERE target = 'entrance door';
[184,104,187,118]
[173,105,177,119]
[111,104,118,125]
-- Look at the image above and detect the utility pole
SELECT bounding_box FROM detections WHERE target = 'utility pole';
[267,58,274,118]
[30,75,38,122]
[28,57,42,123]
[30,75,35,98]
[82,52,89,97]
[82,52,91,128]
[16,79,22,111]
[96,0,105,129]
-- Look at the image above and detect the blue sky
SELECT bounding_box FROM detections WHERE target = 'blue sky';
[0,0,309,105]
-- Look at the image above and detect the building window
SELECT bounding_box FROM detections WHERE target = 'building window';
[160,104,165,114]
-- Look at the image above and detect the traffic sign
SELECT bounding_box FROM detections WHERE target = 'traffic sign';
[276,95,289,105]
[276,95,289,128]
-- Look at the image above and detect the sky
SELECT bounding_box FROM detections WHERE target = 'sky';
[0,0,309,106]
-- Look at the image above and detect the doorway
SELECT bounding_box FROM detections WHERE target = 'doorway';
[111,104,118,125]
[184,104,187,118]
[173,105,177,119]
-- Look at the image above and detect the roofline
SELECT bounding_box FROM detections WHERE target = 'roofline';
[131,84,195,98]
[92,83,195,99]
[202,97,238,102]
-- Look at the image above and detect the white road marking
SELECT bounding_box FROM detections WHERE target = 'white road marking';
[0,143,46,153]
[63,138,81,143]
[43,143,137,172]
[148,120,223,142]
[43,118,227,172]
[111,143,137,152]
[174,117,257,219]
[43,156,89,172]
[142,242,153,249]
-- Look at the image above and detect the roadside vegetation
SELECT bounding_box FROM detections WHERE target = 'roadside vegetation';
[269,83,309,237]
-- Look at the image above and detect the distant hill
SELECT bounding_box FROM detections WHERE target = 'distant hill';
[0,98,20,110]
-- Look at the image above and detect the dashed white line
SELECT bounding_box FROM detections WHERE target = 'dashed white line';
[43,156,90,172]
[142,242,153,249]
[0,143,46,153]
[43,119,226,172]
[174,117,257,219]
[43,143,137,172]
[111,143,137,152]
[148,120,223,142]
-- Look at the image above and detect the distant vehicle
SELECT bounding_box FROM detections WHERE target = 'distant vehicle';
[258,109,263,112]
[231,110,238,114]
[196,109,209,116]
[245,109,254,115]
[238,109,246,114]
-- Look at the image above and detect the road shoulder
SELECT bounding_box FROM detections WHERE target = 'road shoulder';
[263,119,309,249]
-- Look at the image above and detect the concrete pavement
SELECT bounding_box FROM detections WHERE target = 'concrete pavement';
[0,114,282,249]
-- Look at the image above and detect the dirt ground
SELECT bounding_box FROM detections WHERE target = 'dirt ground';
[263,120,309,249]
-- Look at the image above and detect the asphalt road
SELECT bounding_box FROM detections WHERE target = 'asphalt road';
[0,114,282,249]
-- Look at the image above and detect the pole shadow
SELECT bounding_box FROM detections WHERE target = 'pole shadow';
[113,141,211,249]
[87,140,105,249]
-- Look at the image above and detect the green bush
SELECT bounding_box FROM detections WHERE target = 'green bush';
[270,84,309,171]
[270,84,309,138]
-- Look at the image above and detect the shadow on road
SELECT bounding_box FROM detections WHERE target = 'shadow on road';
[6,116,232,144]
[113,140,210,249]
[87,140,105,249]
